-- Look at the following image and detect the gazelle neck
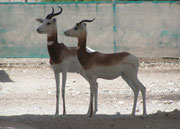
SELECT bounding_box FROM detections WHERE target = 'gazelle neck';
[47,29,61,64]
[78,37,86,50]
[77,33,89,67]
[47,30,58,45]
[78,33,87,51]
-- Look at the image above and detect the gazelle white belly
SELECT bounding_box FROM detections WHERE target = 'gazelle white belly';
[85,64,125,80]
[51,56,81,73]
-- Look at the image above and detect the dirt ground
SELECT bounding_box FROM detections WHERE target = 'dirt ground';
[0,58,180,129]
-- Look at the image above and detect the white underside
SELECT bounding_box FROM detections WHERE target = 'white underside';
[51,46,95,73]
[51,56,81,73]
[83,55,139,80]
[47,41,54,46]
[84,63,124,80]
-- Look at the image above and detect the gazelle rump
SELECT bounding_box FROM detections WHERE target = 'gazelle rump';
[36,6,94,115]
[64,19,147,117]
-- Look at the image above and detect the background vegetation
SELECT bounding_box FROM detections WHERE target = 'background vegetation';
[42,0,177,2]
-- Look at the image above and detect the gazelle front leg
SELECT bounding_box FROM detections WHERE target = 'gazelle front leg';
[94,82,98,114]
[87,79,98,117]
[88,87,93,117]
[54,71,60,115]
[62,71,67,115]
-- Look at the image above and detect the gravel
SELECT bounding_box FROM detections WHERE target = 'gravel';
[0,58,180,129]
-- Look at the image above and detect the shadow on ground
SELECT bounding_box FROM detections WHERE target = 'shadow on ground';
[0,70,13,83]
[148,93,180,101]
[0,110,179,129]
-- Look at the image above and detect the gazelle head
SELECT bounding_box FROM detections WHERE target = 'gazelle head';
[64,18,95,38]
[36,6,63,36]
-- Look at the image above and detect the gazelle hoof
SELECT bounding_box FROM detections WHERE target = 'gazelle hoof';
[63,111,66,115]
[142,113,147,118]
[87,112,93,118]
[55,111,59,116]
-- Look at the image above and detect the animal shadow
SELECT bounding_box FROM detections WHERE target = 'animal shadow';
[0,70,13,83]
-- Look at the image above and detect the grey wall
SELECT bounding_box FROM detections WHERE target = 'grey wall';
[0,2,180,58]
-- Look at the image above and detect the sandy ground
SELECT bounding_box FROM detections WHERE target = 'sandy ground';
[0,58,180,129]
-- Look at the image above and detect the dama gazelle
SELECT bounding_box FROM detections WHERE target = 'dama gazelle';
[36,6,94,115]
[64,19,147,117]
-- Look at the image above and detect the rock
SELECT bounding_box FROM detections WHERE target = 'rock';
[102,89,109,93]
[168,82,174,86]
[118,101,124,105]
[136,109,140,112]
[67,87,72,90]
[23,70,28,74]
[157,110,162,114]
[48,91,52,95]
[164,100,173,105]
[116,112,121,115]
[76,92,81,95]
[158,103,163,107]
[115,104,118,107]
[85,91,89,94]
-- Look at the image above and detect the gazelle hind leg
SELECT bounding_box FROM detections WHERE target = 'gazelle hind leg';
[133,79,147,117]
[123,65,147,117]
[80,73,94,117]
[121,73,139,116]
[62,71,67,115]
[94,82,98,113]
[88,86,93,117]
[54,72,60,115]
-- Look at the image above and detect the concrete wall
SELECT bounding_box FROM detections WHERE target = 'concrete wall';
[115,2,180,57]
[0,2,180,58]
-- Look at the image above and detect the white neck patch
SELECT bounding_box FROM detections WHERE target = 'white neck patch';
[47,41,54,46]
[86,47,95,53]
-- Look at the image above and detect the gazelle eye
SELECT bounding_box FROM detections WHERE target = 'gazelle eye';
[74,27,78,30]
[47,22,51,25]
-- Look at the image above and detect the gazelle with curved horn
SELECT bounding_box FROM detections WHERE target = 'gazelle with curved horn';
[64,19,147,117]
[36,7,95,115]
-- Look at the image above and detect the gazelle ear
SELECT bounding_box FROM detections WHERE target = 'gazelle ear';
[36,18,44,23]
[82,23,87,28]
[52,18,56,23]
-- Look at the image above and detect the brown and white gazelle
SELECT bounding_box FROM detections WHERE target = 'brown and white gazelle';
[36,7,94,115]
[64,19,147,117]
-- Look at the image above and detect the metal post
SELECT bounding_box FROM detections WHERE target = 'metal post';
[113,0,117,53]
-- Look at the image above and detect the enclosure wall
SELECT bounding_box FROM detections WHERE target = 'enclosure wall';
[0,2,180,58]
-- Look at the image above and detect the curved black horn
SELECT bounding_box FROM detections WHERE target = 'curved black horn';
[46,6,63,19]
[79,18,95,24]
[51,6,63,18]
[46,7,54,19]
